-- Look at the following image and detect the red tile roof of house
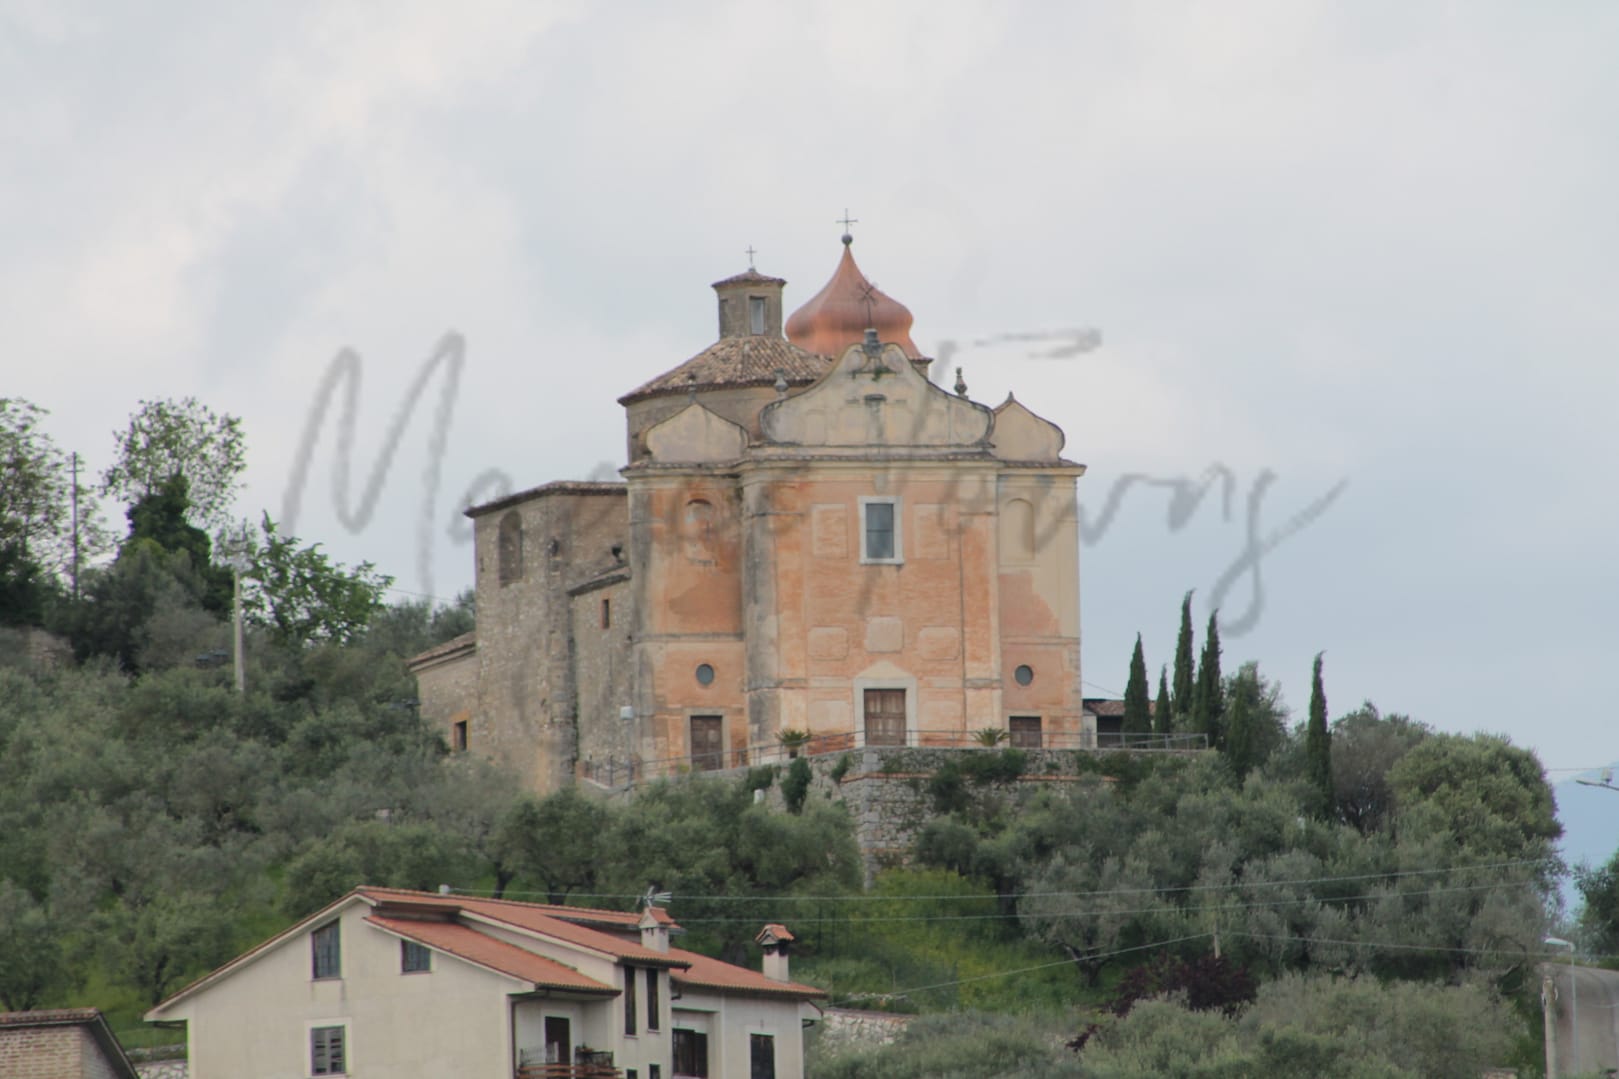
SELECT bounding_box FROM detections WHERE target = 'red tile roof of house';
[358,888,687,968]
[668,948,825,1000]
[365,916,616,995]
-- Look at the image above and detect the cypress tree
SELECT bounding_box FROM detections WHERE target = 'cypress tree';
[1172,591,1195,721]
[1193,611,1224,748]
[1305,652,1333,818]
[1153,665,1173,737]
[1224,667,1258,778]
[1122,633,1151,736]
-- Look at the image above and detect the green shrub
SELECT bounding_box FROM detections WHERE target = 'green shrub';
[782,757,813,814]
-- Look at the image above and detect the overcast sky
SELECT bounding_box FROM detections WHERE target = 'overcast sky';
[7,3,1618,813]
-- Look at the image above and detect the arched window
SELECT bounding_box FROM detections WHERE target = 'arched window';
[498,511,524,585]
[1001,498,1035,563]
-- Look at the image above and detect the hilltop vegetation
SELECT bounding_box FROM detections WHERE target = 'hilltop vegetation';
[0,394,1583,1074]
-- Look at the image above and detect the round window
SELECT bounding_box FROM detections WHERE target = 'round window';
[695,663,715,686]
[1014,664,1034,686]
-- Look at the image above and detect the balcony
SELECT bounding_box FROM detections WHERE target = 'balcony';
[516,1048,620,1079]
[515,1067,621,1079]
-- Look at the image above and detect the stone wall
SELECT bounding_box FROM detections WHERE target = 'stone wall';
[737,746,1151,879]
[815,1007,915,1052]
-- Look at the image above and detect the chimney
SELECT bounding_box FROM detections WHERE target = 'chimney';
[755,924,795,982]
[639,908,670,954]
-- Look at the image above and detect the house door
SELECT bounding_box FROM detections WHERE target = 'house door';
[690,716,723,771]
[863,689,906,747]
[544,1017,570,1065]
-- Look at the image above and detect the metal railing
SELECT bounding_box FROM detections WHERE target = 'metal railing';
[577,728,1208,789]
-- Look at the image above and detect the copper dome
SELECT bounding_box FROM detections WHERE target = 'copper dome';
[785,238,922,360]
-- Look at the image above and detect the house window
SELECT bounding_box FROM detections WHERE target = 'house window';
[311,922,340,980]
[859,498,902,563]
[646,968,660,1030]
[452,720,468,753]
[311,1025,346,1076]
[749,296,767,334]
[674,1029,709,1077]
[624,965,638,1035]
[749,1033,775,1079]
[863,689,906,747]
[401,940,431,973]
[602,597,611,629]
[651,1067,662,1079]
[690,716,723,771]
[498,511,523,585]
[1010,716,1043,750]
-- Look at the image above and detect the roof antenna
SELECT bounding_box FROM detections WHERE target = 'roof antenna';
[642,885,673,910]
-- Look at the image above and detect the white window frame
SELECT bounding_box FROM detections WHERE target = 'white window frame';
[307,1020,349,1077]
[858,496,903,565]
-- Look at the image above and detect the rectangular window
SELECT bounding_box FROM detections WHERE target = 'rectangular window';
[859,498,901,563]
[673,1029,709,1077]
[1009,716,1043,750]
[452,720,468,753]
[311,1025,346,1076]
[624,965,638,1036]
[749,1033,776,1079]
[401,939,431,973]
[602,597,611,629]
[646,968,660,1030]
[749,296,767,335]
[863,689,906,747]
[311,922,341,980]
[651,1067,661,1079]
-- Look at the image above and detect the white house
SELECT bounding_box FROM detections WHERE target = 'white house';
[144,887,824,1079]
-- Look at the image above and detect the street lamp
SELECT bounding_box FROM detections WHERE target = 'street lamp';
[1545,935,1577,1074]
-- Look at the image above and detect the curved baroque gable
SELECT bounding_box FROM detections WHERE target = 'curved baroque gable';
[643,401,749,464]
[761,341,991,448]
[991,394,1066,461]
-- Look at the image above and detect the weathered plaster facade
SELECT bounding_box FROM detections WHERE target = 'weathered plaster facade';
[412,241,1086,793]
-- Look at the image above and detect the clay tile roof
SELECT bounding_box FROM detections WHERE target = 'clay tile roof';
[756,923,795,944]
[0,1009,139,1079]
[466,480,626,519]
[357,888,688,968]
[712,269,786,288]
[618,336,831,405]
[405,630,475,670]
[366,916,616,994]
[1083,698,1126,717]
[785,239,922,360]
[668,947,825,1000]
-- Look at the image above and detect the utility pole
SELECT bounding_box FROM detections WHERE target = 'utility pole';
[69,451,80,599]
[1546,935,1577,1075]
[222,524,251,694]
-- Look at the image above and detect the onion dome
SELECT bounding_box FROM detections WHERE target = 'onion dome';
[785,236,923,360]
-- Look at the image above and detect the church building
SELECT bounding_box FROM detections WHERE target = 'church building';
[410,235,1087,793]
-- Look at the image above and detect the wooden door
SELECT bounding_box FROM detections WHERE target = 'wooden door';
[1009,716,1042,749]
[863,689,906,747]
[543,1017,570,1065]
[690,716,723,771]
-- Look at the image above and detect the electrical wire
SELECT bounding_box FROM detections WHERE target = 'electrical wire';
[452,856,1556,906]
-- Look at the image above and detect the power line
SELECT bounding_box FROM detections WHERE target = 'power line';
[461,856,1556,906]
[664,878,1541,925]
[844,933,1213,1002]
